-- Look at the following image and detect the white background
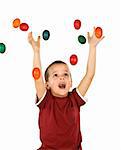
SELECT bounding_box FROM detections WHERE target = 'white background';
[0,0,121,149]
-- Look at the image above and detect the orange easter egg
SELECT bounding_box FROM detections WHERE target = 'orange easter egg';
[95,27,103,38]
[13,18,21,28]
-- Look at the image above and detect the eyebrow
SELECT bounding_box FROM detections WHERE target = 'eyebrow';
[51,70,69,74]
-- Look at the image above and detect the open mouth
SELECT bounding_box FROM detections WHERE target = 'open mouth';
[58,83,66,89]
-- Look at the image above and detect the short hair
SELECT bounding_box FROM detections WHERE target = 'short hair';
[44,60,67,82]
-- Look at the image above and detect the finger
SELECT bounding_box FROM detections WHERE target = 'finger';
[99,36,105,42]
[28,32,34,43]
[93,26,96,35]
[37,35,40,45]
[87,32,90,41]
[37,35,40,42]
[87,32,90,37]
[101,36,105,40]
[28,31,32,38]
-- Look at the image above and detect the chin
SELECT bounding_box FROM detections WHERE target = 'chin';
[58,90,68,97]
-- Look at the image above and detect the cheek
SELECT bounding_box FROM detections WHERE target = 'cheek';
[48,78,57,87]
[67,79,72,87]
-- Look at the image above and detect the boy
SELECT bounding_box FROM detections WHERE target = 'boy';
[28,27,104,150]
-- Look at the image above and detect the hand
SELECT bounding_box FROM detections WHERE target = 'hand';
[28,32,40,53]
[87,27,105,47]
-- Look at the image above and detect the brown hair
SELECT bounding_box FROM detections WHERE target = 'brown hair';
[44,60,67,82]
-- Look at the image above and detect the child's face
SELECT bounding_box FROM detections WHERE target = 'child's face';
[46,63,72,97]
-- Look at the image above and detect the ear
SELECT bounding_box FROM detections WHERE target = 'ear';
[45,82,50,90]
[69,73,72,88]
[70,79,72,87]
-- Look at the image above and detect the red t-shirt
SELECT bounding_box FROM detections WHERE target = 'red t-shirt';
[36,88,86,150]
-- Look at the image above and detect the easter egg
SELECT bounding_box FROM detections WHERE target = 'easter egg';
[78,35,86,44]
[20,23,29,31]
[42,30,50,40]
[74,19,81,30]
[32,67,41,80]
[95,27,103,38]
[0,43,6,53]
[13,18,21,28]
[70,54,78,65]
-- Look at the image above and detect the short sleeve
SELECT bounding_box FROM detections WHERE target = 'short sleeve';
[71,88,87,107]
[35,90,50,109]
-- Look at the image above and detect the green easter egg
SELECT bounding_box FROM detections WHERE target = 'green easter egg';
[0,43,6,53]
[78,35,86,44]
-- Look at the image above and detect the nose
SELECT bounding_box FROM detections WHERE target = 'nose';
[59,75,64,80]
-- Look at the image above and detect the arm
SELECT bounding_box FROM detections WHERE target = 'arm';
[77,27,104,96]
[28,32,46,99]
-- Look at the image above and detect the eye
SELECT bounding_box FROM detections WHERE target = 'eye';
[64,73,69,76]
[53,73,58,77]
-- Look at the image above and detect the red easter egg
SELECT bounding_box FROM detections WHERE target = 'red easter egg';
[20,23,29,31]
[74,19,81,30]
[70,54,78,65]
[32,67,41,80]
[95,27,103,38]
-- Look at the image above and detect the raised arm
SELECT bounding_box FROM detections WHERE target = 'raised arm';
[77,27,104,96]
[28,32,46,99]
